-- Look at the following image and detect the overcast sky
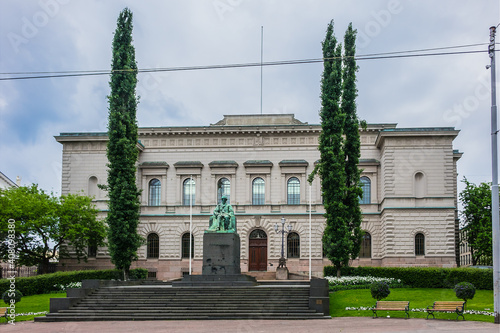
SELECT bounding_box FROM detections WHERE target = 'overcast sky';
[0,0,499,196]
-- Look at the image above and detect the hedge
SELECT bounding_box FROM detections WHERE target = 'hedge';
[323,266,493,290]
[0,268,148,296]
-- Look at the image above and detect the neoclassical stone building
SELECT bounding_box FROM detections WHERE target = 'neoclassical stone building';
[56,114,462,279]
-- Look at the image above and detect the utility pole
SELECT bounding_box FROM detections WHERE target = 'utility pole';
[260,26,263,115]
[488,25,500,325]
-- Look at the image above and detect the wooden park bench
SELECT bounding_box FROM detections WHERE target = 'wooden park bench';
[372,301,410,319]
[0,307,7,323]
[426,301,466,321]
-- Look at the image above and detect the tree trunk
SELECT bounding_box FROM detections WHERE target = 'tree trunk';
[40,258,50,275]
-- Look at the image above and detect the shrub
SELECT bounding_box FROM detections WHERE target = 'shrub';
[2,290,23,304]
[129,268,148,280]
[370,281,390,301]
[454,282,476,302]
[0,268,147,297]
[323,266,493,290]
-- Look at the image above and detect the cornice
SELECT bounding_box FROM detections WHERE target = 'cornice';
[375,128,460,148]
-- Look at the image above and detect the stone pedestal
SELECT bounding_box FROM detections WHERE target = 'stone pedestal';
[172,232,257,286]
[275,267,289,280]
[202,232,241,275]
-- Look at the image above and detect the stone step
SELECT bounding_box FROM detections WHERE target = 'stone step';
[66,306,311,312]
[86,295,308,300]
[60,308,318,314]
[35,279,330,322]
[81,299,308,304]
[43,310,326,317]
[36,314,330,322]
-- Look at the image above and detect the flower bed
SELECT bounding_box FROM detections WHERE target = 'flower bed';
[325,275,404,291]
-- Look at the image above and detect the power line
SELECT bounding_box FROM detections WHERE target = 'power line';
[0,44,491,81]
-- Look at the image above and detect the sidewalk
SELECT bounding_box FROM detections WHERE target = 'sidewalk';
[2,317,497,333]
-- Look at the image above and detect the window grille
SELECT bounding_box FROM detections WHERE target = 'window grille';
[147,233,159,258]
[415,233,425,256]
[287,232,300,258]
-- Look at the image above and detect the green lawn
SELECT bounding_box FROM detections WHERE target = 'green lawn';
[0,292,67,323]
[330,288,495,323]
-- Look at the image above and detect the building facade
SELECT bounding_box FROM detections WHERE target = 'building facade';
[0,171,18,189]
[56,114,462,279]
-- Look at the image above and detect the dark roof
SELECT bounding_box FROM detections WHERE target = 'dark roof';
[173,161,204,168]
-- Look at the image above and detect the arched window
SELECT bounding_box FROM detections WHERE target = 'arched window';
[182,233,194,258]
[249,229,267,239]
[287,177,300,205]
[217,177,231,204]
[252,177,265,205]
[148,178,161,206]
[415,172,425,198]
[415,233,425,256]
[147,233,159,259]
[359,176,371,204]
[88,176,98,198]
[359,232,371,258]
[287,232,300,258]
[183,178,195,206]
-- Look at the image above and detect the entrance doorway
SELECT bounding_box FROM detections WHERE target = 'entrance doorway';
[249,229,267,271]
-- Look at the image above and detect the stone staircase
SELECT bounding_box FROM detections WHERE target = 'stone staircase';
[36,280,330,321]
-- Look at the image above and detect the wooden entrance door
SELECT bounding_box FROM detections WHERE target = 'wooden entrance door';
[249,229,267,271]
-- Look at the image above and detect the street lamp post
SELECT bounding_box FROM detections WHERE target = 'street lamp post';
[274,217,292,268]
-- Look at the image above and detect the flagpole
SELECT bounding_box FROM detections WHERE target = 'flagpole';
[309,182,312,280]
[189,175,193,275]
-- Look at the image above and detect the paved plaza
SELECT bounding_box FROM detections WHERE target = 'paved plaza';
[2,318,497,333]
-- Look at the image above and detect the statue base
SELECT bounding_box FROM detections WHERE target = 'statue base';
[276,267,289,280]
[172,232,257,287]
[202,232,241,275]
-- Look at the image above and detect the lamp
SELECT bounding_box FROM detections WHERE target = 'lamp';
[274,217,292,268]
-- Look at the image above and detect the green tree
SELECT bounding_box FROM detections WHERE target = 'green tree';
[105,7,143,280]
[0,185,106,274]
[460,178,493,266]
[341,23,363,260]
[309,20,363,277]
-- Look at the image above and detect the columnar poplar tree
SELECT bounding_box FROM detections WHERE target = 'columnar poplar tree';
[105,8,142,280]
[309,20,363,277]
[342,23,363,263]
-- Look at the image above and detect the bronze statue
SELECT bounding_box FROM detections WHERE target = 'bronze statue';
[208,196,236,232]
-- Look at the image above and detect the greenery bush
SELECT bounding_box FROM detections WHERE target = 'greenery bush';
[455,282,476,302]
[0,268,148,297]
[370,281,390,301]
[129,268,148,280]
[324,266,493,290]
[2,289,22,303]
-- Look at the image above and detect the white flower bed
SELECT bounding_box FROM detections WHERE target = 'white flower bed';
[14,311,48,317]
[53,281,82,291]
[325,275,401,286]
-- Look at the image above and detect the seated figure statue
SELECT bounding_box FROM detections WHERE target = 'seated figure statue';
[208,196,236,232]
